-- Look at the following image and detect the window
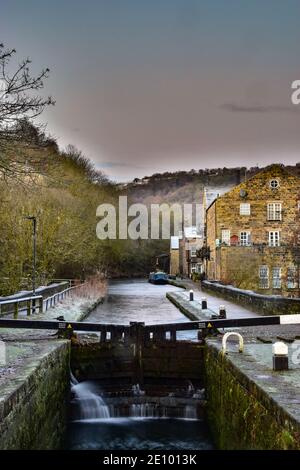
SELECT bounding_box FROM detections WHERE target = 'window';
[239,231,251,246]
[221,229,230,245]
[190,246,197,258]
[240,203,251,215]
[272,267,281,289]
[287,266,297,289]
[191,263,197,273]
[259,265,269,289]
[269,231,280,247]
[270,179,279,189]
[267,203,282,221]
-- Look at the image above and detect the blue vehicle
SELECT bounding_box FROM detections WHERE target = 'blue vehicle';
[148,271,168,285]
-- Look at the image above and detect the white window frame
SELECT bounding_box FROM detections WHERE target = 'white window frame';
[190,246,197,258]
[287,266,297,289]
[272,267,281,289]
[267,203,282,221]
[191,263,197,273]
[221,229,231,246]
[239,231,251,246]
[196,263,202,273]
[259,265,269,289]
[270,179,280,189]
[240,203,251,216]
[269,231,280,247]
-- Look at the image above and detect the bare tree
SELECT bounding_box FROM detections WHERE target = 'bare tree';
[63,144,111,185]
[0,43,55,181]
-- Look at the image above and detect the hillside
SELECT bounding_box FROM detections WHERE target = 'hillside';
[121,164,300,206]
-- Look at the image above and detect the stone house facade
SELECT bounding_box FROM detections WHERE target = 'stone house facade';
[169,236,180,275]
[169,227,203,277]
[205,165,300,297]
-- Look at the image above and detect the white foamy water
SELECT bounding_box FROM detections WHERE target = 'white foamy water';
[71,378,110,420]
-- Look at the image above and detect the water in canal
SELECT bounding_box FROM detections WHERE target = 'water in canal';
[86,279,197,341]
[67,279,213,450]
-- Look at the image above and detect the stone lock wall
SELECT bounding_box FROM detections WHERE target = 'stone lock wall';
[204,343,300,450]
[0,341,70,450]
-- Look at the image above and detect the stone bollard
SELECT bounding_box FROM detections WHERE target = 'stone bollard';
[272,342,289,371]
[189,290,194,301]
[219,305,226,319]
[201,297,207,309]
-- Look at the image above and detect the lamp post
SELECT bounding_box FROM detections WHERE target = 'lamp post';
[25,216,37,295]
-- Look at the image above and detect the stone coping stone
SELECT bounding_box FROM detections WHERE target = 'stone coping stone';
[166,291,217,321]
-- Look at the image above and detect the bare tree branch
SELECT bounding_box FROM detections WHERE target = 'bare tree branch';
[0,42,55,182]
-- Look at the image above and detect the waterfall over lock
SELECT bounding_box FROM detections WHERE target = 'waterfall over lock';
[70,376,202,420]
[71,374,110,420]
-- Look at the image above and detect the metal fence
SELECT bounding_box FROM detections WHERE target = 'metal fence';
[0,282,85,319]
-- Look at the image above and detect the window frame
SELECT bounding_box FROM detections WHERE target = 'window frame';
[190,246,197,258]
[239,230,251,246]
[267,202,282,221]
[270,179,280,189]
[272,267,282,289]
[268,231,280,247]
[221,229,231,246]
[287,266,298,289]
[259,265,269,289]
[240,203,251,216]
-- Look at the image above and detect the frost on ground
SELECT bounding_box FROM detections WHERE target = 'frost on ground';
[45,278,107,322]
[0,277,107,342]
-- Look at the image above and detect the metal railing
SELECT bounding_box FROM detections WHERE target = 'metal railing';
[43,283,85,311]
[0,295,44,318]
[0,282,86,319]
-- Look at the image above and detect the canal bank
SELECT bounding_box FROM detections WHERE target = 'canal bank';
[167,283,300,449]
[205,339,300,450]
[1,279,300,450]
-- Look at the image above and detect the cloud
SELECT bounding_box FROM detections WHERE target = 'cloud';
[97,162,147,170]
[220,103,300,114]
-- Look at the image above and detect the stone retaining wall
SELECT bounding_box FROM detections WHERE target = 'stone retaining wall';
[0,341,70,450]
[205,341,300,449]
[202,280,300,315]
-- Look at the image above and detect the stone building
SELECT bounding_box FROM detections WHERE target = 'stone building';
[169,236,180,275]
[205,164,300,297]
[170,227,203,277]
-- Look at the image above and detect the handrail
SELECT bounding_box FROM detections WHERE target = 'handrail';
[0,282,86,319]
[0,295,44,318]
[0,295,43,306]
[43,282,86,310]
